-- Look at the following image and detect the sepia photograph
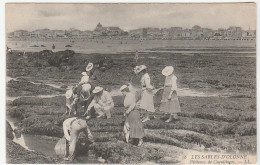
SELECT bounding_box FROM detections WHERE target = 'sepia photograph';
[5,2,257,164]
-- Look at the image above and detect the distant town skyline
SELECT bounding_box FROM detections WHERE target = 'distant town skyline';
[7,24,254,33]
[8,23,256,41]
[6,3,256,33]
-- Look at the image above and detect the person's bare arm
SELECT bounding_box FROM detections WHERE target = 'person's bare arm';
[83,99,96,116]
[63,123,70,141]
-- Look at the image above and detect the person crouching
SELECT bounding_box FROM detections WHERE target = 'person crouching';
[85,86,114,119]
[63,116,94,162]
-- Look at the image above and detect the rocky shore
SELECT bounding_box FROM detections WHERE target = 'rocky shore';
[6,49,256,163]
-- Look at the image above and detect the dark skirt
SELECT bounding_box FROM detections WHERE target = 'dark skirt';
[126,110,145,139]
[160,86,181,114]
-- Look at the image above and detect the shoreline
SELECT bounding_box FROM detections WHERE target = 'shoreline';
[6,39,256,55]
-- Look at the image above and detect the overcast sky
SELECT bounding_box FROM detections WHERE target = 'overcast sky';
[6,3,256,32]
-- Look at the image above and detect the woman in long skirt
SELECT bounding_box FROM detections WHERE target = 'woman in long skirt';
[120,85,144,146]
[160,66,181,122]
[134,65,155,122]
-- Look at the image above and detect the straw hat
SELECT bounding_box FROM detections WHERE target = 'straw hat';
[120,85,128,91]
[133,66,139,74]
[81,72,88,76]
[93,86,103,94]
[82,84,91,92]
[65,89,74,99]
[135,65,147,74]
[86,63,94,71]
[162,66,174,76]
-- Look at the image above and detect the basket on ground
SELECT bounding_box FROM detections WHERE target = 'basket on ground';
[54,137,67,157]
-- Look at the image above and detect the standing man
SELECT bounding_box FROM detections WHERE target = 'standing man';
[134,50,139,63]
[52,44,56,52]
[84,86,114,119]
[63,116,94,162]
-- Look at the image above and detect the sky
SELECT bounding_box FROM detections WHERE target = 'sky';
[5,3,256,33]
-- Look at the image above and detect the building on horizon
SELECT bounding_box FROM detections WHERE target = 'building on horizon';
[93,22,128,38]
[7,23,256,41]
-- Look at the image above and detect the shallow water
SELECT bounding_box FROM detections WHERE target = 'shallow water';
[45,83,63,89]
[6,94,64,102]
[110,86,219,97]
[7,75,67,89]
[141,50,256,55]
[6,76,222,103]
[6,76,17,82]
[39,81,223,98]
[177,88,219,97]
[6,116,32,151]
[7,115,99,163]
[7,39,255,54]
[20,134,57,156]
[30,80,65,89]
[224,55,256,58]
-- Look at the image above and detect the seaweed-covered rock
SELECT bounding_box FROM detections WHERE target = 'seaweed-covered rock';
[39,49,53,56]
[47,50,75,67]
[12,96,65,106]
[92,54,114,71]
[20,115,64,137]
[8,107,26,120]
[6,121,14,140]
[160,156,179,163]
[6,139,58,164]
[48,55,62,67]
[7,79,64,97]
[90,141,164,164]
[55,49,75,57]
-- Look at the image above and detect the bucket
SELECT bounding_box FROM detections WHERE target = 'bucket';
[54,137,67,157]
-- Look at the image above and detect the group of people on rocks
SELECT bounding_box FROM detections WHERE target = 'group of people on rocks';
[61,61,181,162]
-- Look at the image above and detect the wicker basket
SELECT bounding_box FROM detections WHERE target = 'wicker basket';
[54,137,67,157]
